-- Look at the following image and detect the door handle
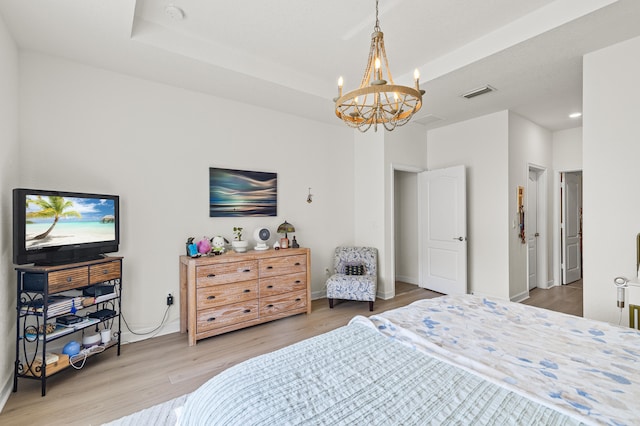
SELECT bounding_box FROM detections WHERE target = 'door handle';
[534,232,540,237]
[453,237,465,241]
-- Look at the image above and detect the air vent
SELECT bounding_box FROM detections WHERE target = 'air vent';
[461,85,496,99]
[414,114,444,126]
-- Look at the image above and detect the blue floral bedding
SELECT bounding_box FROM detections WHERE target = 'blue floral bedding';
[353,294,640,426]
[182,318,580,425]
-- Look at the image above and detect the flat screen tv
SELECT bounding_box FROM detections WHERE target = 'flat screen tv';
[13,188,120,265]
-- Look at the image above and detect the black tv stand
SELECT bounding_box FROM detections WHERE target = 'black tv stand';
[13,256,123,396]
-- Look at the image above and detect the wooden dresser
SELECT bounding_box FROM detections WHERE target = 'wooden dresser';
[179,248,311,346]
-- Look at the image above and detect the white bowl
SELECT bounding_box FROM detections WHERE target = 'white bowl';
[82,334,101,348]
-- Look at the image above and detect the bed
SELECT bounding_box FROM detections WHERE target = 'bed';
[181,294,640,425]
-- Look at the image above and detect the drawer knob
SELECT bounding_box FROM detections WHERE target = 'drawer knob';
[66,277,72,282]
[207,317,216,322]
[243,289,251,293]
[207,273,216,278]
[294,262,301,266]
[103,269,109,274]
[244,309,251,313]
[266,266,273,270]
[267,285,273,289]
[242,269,251,273]
[207,295,216,300]
[295,280,301,284]
[266,304,274,308]
[295,298,302,302]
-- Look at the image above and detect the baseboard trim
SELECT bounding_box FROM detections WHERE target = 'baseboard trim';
[0,370,13,414]
[511,291,529,303]
[120,319,181,344]
[395,275,418,285]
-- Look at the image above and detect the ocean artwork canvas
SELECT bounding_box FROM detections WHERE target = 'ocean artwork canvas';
[209,168,278,217]
[25,195,117,250]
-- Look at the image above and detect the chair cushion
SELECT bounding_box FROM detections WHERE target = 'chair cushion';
[343,263,365,276]
[326,274,376,302]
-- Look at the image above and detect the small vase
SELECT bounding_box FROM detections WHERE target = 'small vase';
[231,240,248,253]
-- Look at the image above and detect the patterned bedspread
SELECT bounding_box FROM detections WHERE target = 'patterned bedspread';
[182,299,587,425]
[355,294,640,426]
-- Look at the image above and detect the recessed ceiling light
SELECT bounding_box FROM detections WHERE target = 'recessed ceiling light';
[569,112,582,118]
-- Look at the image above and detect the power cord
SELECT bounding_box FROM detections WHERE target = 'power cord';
[120,304,171,337]
[69,345,106,369]
[113,280,173,338]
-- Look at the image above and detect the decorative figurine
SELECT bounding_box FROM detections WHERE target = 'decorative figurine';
[186,237,199,257]
[291,236,300,248]
[197,237,212,254]
[211,236,227,255]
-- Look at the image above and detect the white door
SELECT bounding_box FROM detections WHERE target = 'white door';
[418,165,467,295]
[527,170,539,290]
[562,172,582,284]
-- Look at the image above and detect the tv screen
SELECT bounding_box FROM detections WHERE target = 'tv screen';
[13,188,120,265]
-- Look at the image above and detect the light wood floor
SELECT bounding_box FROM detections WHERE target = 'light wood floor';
[1,282,581,426]
[521,279,583,317]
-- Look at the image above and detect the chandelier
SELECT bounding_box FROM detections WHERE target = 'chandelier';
[334,0,424,132]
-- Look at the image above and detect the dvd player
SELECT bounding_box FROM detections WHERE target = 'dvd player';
[88,309,116,320]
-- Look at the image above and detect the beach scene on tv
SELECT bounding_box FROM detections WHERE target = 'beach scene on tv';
[25,195,116,250]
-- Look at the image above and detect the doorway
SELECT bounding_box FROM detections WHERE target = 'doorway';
[527,165,548,292]
[392,167,421,295]
[561,171,583,284]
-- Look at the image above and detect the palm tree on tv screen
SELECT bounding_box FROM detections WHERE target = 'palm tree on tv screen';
[27,196,81,240]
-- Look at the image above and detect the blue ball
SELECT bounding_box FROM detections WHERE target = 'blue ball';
[63,341,80,356]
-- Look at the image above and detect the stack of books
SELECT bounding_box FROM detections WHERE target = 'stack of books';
[20,295,86,317]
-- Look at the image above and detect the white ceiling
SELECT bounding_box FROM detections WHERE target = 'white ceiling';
[1,0,640,132]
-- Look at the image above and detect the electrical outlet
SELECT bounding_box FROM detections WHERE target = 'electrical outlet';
[166,293,174,306]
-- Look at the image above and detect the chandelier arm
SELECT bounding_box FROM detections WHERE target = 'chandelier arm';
[378,38,395,85]
[360,39,376,88]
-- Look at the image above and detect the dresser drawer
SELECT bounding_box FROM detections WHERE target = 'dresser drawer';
[89,261,121,284]
[196,261,258,287]
[48,268,89,293]
[197,301,259,333]
[197,280,258,309]
[260,290,306,317]
[259,272,306,297]
[259,255,306,278]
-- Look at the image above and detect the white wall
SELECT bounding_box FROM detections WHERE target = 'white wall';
[353,125,427,299]
[553,127,582,172]
[583,35,640,323]
[508,112,552,300]
[17,52,355,339]
[0,12,19,412]
[427,111,510,299]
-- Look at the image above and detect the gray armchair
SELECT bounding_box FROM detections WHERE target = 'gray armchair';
[326,246,377,311]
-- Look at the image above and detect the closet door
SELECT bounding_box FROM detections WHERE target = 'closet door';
[419,165,467,295]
